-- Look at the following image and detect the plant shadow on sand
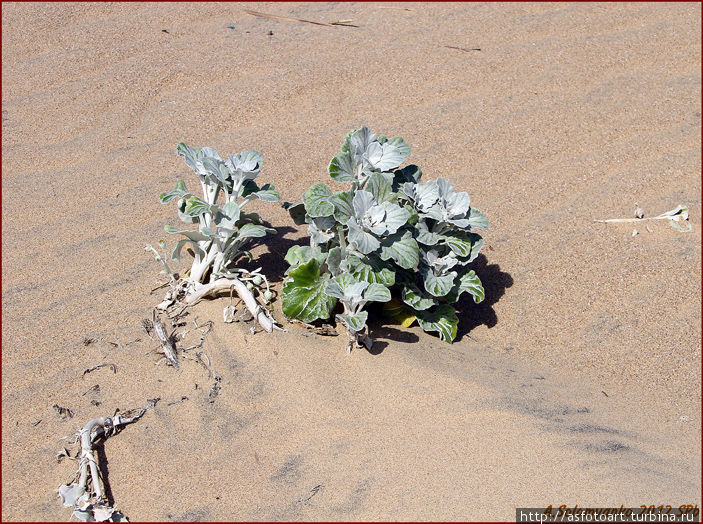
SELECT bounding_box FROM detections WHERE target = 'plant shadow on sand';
[237,225,301,284]
[453,254,513,342]
[367,254,513,353]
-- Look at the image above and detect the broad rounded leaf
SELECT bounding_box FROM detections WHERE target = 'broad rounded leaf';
[443,231,483,261]
[303,183,335,217]
[402,284,435,311]
[183,196,212,217]
[343,256,396,285]
[456,270,484,303]
[366,172,394,203]
[237,223,270,239]
[416,304,459,343]
[330,190,354,222]
[380,230,419,269]
[347,220,381,254]
[468,207,489,231]
[423,270,457,297]
[337,311,368,332]
[363,283,391,303]
[282,259,337,322]
[251,184,281,202]
[329,151,356,183]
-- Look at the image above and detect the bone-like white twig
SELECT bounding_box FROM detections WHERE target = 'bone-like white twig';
[185,278,273,332]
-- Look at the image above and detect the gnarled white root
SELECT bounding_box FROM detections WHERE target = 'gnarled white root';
[185,278,273,333]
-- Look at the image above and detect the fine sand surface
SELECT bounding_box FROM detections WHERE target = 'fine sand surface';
[2,2,701,521]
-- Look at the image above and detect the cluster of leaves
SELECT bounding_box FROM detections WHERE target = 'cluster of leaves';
[158,143,280,286]
[281,126,488,344]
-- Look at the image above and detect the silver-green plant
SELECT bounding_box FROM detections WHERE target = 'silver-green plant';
[281,126,488,352]
[151,143,280,331]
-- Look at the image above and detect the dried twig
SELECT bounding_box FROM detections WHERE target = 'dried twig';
[594,204,691,231]
[58,399,158,521]
[243,9,332,27]
[445,45,481,52]
[82,363,117,379]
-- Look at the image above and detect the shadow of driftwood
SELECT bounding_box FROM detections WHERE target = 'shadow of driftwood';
[94,439,114,506]
[454,254,513,342]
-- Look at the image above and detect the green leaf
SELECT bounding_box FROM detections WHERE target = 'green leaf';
[344,256,396,285]
[380,230,419,269]
[164,224,211,242]
[454,270,485,303]
[337,311,368,332]
[416,304,459,343]
[326,273,368,301]
[443,231,483,261]
[184,196,212,217]
[325,246,343,276]
[423,270,457,297]
[347,220,381,254]
[402,284,435,311]
[303,183,335,217]
[329,151,356,183]
[366,172,394,203]
[364,283,391,302]
[237,223,271,239]
[282,259,337,323]
[250,183,280,202]
[382,298,416,327]
[159,179,190,203]
[331,190,354,222]
[240,179,260,198]
[284,245,327,269]
[468,207,489,230]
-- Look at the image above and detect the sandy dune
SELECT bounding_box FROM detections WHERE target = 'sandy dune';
[2,2,700,521]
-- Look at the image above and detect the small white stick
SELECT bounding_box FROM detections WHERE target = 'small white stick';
[186,278,273,333]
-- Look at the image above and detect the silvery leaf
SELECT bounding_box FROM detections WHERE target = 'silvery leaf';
[236,223,270,239]
[59,483,87,508]
[352,190,376,219]
[159,180,190,203]
[337,311,368,333]
[349,126,377,155]
[404,180,439,211]
[303,183,335,218]
[215,201,241,230]
[201,156,231,186]
[437,177,471,218]
[450,270,484,303]
[415,220,441,245]
[402,284,435,311]
[416,304,459,343]
[468,207,489,230]
[325,246,343,276]
[226,150,263,174]
[347,219,381,254]
[380,230,419,269]
[423,269,457,297]
[443,231,483,261]
[250,184,280,202]
[308,216,336,245]
[164,224,210,242]
[327,273,369,303]
[171,238,205,263]
[366,172,394,203]
[376,201,410,234]
[342,256,396,285]
[363,283,391,303]
[183,196,212,217]
[331,190,354,222]
[284,245,326,269]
